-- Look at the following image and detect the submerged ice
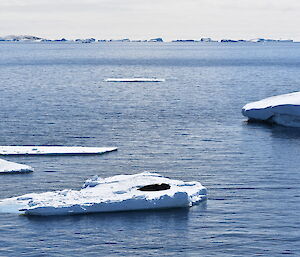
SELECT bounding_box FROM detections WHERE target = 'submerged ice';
[0,172,207,216]
[242,91,300,127]
[0,159,33,174]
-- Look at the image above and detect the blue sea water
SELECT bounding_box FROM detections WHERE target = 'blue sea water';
[0,42,300,256]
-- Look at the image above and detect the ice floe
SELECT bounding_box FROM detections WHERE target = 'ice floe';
[0,146,117,155]
[242,92,300,127]
[0,159,33,174]
[104,78,165,82]
[0,172,207,216]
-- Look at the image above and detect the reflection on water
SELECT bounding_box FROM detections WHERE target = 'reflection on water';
[272,126,300,139]
[245,118,300,139]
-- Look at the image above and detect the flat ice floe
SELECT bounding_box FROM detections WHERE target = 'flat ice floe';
[0,172,207,216]
[0,159,33,174]
[0,146,117,155]
[104,78,165,82]
[242,92,300,127]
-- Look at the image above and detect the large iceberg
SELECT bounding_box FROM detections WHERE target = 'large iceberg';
[0,172,207,216]
[0,159,33,174]
[0,146,117,155]
[242,92,300,127]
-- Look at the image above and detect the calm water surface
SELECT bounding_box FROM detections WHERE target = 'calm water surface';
[0,42,300,256]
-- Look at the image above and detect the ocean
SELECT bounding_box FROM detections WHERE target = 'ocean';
[0,42,300,256]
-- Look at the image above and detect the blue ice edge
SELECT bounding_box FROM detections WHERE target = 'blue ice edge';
[242,91,300,127]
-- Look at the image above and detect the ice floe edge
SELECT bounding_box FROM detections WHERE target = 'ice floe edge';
[0,172,207,216]
[0,146,117,155]
[0,159,33,174]
[242,91,300,127]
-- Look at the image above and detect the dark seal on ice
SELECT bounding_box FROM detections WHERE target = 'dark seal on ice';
[138,183,171,191]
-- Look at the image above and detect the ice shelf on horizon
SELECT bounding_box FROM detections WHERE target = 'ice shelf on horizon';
[0,159,33,174]
[0,35,296,43]
[242,91,300,127]
[0,35,164,43]
[0,146,117,155]
[0,172,207,216]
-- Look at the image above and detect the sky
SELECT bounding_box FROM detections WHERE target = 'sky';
[0,0,300,41]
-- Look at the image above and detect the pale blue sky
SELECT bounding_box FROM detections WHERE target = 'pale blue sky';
[0,0,299,40]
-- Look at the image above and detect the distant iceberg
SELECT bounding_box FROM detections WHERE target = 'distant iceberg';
[148,38,164,42]
[105,78,165,82]
[0,172,207,216]
[0,159,33,174]
[0,146,117,155]
[242,92,300,127]
[0,35,44,42]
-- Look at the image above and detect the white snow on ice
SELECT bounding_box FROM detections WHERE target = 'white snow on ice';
[0,146,117,155]
[105,78,165,82]
[0,172,207,216]
[0,159,33,174]
[242,91,300,127]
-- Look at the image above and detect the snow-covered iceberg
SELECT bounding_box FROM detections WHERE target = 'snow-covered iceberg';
[0,159,33,174]
[0,146,117,155]
[105,78,165,82]
[0,172,207,216]
[242,92,300,127]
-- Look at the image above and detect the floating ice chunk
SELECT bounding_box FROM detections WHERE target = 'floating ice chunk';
[0,158,33,174]
[0,172,207,216]
[242,92,300,127]
[0,146,117,155]
[105,78,165,82]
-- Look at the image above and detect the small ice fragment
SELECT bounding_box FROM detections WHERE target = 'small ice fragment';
[0,158,33,174]
[0,146,118,155]
[104,78,165,83]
